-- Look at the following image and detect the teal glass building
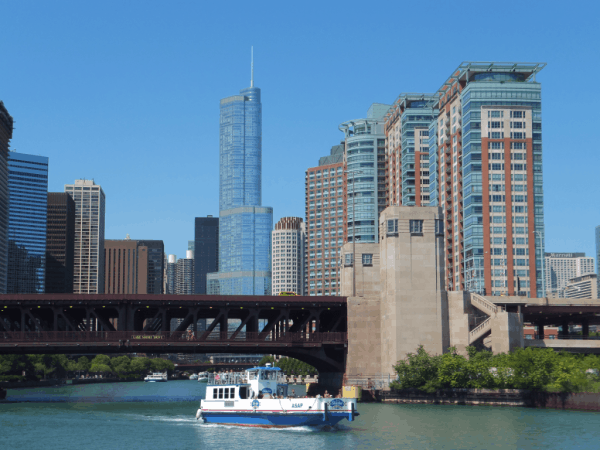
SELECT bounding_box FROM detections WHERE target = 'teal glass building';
[207,75,272,295]
[7,152,49,293]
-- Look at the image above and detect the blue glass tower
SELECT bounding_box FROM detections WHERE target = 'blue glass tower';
[7,152,49,293]
[207,59,273,295]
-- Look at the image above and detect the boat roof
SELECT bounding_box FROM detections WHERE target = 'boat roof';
[246,366,282,371]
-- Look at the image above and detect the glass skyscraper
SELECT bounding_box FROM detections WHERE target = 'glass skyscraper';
[7,152,49,293]
[207,68,273,295]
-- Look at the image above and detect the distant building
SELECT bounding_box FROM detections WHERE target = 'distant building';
[194,216,219,294]
[104,238,164,294]
[596,226,600,297]
[271,217,305,295]
[7,152,48,293]
[166,254,177,294]
[0,101,13,293]
[188,240,195,252]
[65,179,106,294]
[545,253,595,298]
[45,193,75,293]
[176,250,194,294]
[565,274,598,300]
[305,145,344,296]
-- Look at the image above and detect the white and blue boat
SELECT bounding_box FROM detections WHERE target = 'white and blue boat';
[196,364,359,427]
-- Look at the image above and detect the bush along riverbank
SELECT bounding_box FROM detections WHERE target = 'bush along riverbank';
[383,346,600,410]
[0,354,175,384]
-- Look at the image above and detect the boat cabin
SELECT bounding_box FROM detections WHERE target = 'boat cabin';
[206,365,288,400]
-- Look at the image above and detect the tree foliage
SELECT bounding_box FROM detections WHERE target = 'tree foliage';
[258,355,317,376]
[391,345,600,394]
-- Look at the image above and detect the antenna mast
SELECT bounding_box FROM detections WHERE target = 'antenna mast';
[251,46,254,87]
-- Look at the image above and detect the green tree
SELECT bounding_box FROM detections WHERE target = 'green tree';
[77,356,91,373]
[391,345,442,393]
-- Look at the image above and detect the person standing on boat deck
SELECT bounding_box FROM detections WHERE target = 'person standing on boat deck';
[290,389,296,398]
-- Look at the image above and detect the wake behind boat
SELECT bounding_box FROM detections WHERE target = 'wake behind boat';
[196,364,359,427]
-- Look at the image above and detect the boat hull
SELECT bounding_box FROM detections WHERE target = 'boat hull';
[198,411,350,427]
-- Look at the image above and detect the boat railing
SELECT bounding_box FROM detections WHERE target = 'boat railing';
[208,371,248,386]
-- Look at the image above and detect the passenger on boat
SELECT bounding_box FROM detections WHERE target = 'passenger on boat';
[290,389,296,398]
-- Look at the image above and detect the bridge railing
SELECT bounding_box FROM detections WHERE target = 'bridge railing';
[0,331,347,344]
[531,334,600,341]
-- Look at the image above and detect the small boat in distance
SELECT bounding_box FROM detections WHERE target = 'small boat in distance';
[144,372,167,382]
[196,364,359,427]
[189,373,199,380]
[197,372,209,383]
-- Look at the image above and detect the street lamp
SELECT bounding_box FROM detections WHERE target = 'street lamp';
[533,230,545,298]
[344,169,364,297]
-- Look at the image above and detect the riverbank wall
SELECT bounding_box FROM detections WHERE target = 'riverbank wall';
[0,377,143,389]
[379,388,600,411]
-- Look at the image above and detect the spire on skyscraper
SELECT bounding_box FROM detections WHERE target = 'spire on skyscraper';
[251,46,254,87]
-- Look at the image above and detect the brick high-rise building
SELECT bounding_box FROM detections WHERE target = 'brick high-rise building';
[305,144,345,296]
[0,102,13,293]
[428,62,546,297]
[271,217,305,295]
[45,193,75,293]
[384,94,437,207]
[104,238,164,294]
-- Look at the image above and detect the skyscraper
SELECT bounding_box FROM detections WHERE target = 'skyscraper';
[166,254,177,294]
[0,101,13,293]
[339,104,390,245]
[194,216,219,294]
[45,193,75,293]
[305,145,345,296]
[271,217,305,295]
[7,152,49,293]
[596,226,600,295]
[176,250,194,294]
[65,179,106,294]
[428,62,546,297]
[104,238,164,294]
[207,54,273,295]
[544,252,595,298]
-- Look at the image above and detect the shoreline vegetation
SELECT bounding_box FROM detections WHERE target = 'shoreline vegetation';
[0,354,175,383]
[391,346,600,394]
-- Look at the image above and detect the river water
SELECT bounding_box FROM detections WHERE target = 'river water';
[2,381,600,449]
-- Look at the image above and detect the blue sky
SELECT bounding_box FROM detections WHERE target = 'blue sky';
[1,0,599,261]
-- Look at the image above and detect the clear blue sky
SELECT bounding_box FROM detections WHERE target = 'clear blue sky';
[1,0,599,261]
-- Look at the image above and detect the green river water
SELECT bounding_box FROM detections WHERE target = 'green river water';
[1,380,599,449]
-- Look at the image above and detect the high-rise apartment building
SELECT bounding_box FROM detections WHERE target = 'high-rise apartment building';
[194,216,218,294]
[339,104,390,245]
[271,217,305,295]
[65,179,106,294]
[7,152,48,293]
[544,252,595,298]
[45,193,75,293]
[565,274,598,300]
[305,145,344,296]
[104,238,164,294]
[176,250,194,294]
[0,102,13,293]
[166,254,177,294]
[428,62,546,297]
[384,94,437,207]
[207,63,273,295]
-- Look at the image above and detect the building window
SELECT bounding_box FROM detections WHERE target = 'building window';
[387,219,398,236]
[344,253,354,267]
[410,220,423,235]
[362,254,373,266]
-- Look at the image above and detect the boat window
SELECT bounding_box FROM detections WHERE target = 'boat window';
[224,388,230,399]
[239,387,248,399]
[218,388,223,399]
[213,388,218,399]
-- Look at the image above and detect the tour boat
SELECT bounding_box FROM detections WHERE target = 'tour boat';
[197,372,209,383]
[144,372,167,382]
[196,364,359,427]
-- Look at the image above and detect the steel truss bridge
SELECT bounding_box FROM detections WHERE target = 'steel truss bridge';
[0,294,348,373]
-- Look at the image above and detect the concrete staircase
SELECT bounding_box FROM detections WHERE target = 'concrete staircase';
[470,293,499,315]
[469,317,492,344]
[468,293,498,345]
